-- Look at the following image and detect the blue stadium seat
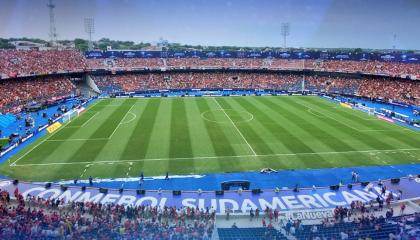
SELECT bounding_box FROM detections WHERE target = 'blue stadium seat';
[217,227,288,240]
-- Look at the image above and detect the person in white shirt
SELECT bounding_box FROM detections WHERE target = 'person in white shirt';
[340,231,349,240]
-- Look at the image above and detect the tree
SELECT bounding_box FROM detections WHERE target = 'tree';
[0,38,15,49]
[74,38,89,52]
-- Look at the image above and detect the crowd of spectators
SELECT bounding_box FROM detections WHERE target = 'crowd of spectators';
[288,208,420,240]
[0,49,86,78]
[358,78,420,105]
[1,49,419,114]
[0,188,215,239]
[86,58,164,70]
[306,60,420,76]
[274,197,420,240]
[85,57,420,76]
[0,49,420,77]
[92,72,420,105]
[0,76,76,113]
[93,72,305,92]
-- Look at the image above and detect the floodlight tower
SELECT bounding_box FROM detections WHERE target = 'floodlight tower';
[47,0,58,46]
[280,22,290,49]
[392,33,397,51]
[84,18,95,50]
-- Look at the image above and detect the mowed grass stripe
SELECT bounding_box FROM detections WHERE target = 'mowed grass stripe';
[3,96,420,182]
[91,100,149,165]
[6,99,113,179]
[257,97,366,166]
[196,98,251,156]
[312,97,420,148]
[93,99,137,139]
[223,97,298,169]
[257,98,356,152]
[230,97,333,169]
[230,97,315,154]
[9,99,111,164]
[311,97,393,130]
[300,97,396,150]
[195,98,237,170]
[65,99,137,163]
[313,97,420,144]
[305,97,383,131]
[65,111,97,127]
[217,97,274,155]
[225,97,293,155]
[121,98,160,161]
[184,99,218,157]
[49,99,112,140]
[168,98,195,173]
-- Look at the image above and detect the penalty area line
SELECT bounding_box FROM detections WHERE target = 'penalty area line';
[8,100,102,167]
[80,112,99,127]
[9,119,73,167]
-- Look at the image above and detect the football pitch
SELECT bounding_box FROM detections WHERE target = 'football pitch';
[1,96,420,181]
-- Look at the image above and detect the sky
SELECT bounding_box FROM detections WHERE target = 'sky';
[0,0,420,49]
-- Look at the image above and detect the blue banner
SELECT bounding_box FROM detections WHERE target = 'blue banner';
[1,177,419,214]
[85,51,420,63]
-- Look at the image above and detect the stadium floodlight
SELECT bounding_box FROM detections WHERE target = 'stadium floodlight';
[47,0,58,46]
[392,33,397,51]
[280,22,290,49]
[84,17,95,50]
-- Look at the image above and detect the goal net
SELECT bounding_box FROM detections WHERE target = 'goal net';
[62,109,79,123]
[355,103,376,116]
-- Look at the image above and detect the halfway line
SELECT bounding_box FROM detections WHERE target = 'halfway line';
[213,98,257,156]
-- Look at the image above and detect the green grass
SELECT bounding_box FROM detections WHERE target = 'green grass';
[1,96,420,181]
[0,138,9,148]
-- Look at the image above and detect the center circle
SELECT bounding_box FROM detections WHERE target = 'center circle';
[201,109,254,123]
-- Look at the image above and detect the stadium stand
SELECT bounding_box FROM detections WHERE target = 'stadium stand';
[86,58,164,70]
[0,49,417,112]
[289,213,420,240]
[1,184,419,239]
[306,59,420,76]
[0,76,77,113]
[0,49,86,78]
[85,57,420,76]
[0,189,215,239]
[91,72,420,105]
[0,49,419,76]
[217,227,287,240]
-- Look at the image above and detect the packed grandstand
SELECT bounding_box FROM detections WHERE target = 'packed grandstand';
[0,49,420,113]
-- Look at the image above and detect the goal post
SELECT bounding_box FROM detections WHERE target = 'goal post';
[354,103,376,116]
[62,109,79,123]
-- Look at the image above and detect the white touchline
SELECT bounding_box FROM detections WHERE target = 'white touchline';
[45,138,109,142]
[10,148,420,167]
[9,119,73,166]
[213,98,257,156]
[108,101,137,139]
